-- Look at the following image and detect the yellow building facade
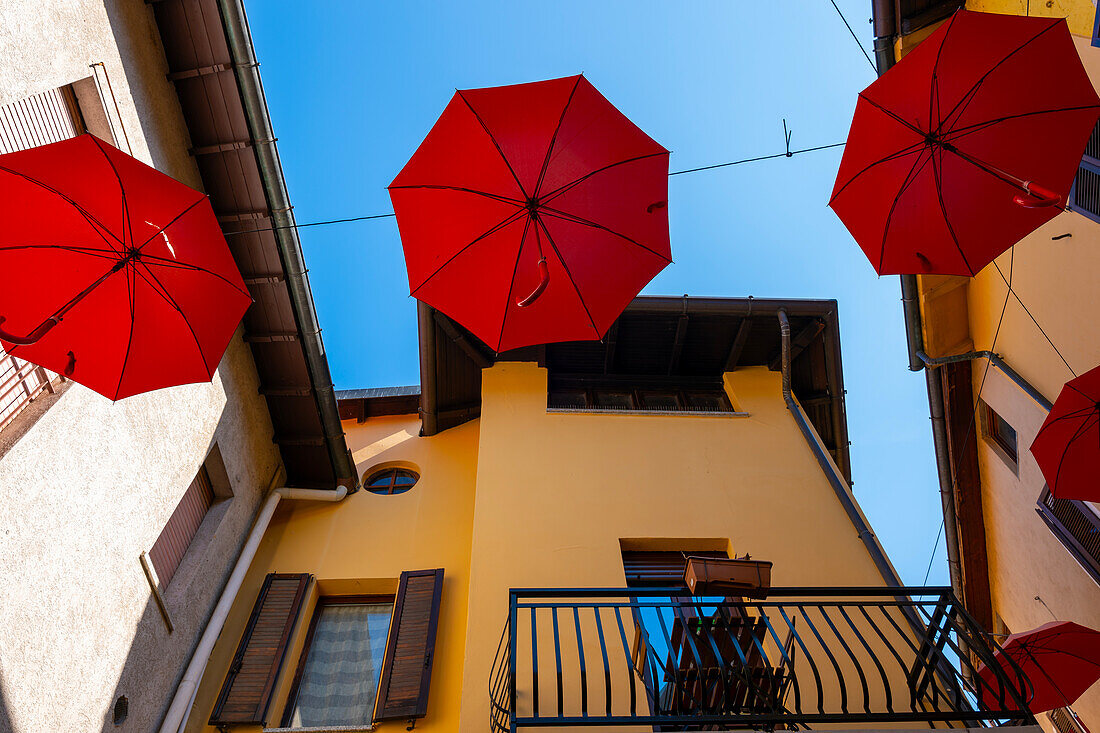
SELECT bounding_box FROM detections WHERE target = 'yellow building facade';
[179,297,1035,733]
[879,3,1100,733]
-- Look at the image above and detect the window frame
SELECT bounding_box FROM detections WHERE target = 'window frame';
[548,384,736,414]
[1036,485,1100,587]
[978,400,1019,473]
[1067,119,1100,222]
[281,594,396,729]
[364,467,419,495]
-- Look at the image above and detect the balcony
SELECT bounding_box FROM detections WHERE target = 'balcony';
[490,587,1036,731]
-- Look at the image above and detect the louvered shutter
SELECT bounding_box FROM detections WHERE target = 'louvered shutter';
[1069,120,1100,222]
[621,550,728,587]
[210,573,310,726]
[373,568,444,722]
[148,467,214,587]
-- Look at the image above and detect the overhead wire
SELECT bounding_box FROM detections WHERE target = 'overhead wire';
[827,0,879,74]
[222,140,847,237]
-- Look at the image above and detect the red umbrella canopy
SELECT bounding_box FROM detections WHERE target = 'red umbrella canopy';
[977,621,1100,713]
[830,10,1100,276]
[0,134,251,400]
[1030,364,1100,502]
[389,75,671,353]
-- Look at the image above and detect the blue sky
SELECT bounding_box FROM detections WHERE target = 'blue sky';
[246,1,947,587]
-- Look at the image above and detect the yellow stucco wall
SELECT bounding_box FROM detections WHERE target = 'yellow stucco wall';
[184,415,479,733]
[916,23,1100,733]
[186,362,922,733]
[966,0,1095,38]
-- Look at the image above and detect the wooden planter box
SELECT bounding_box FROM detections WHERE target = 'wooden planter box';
[684,556,772,598]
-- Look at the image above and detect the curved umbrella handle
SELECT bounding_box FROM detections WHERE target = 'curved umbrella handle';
[0,316,59,345]
[1013,182,1061,209]
[516,258,550,308]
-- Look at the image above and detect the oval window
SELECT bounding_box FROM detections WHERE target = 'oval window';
[364,467,419,495]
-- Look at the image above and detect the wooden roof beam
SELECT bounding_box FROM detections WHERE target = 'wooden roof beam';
[723,317,752,372]
[769,319,825,371]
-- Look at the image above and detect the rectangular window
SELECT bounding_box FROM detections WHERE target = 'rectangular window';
[1069,120,1100,222]
[284,597,393,728]
[148,466,215,587]
[980,400,1018,470]
[548,380,736,414]
[1036,486,1100,586]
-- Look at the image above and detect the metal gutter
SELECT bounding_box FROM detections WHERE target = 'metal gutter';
[418,302,439,436]
[871,0,968,612]
[777,309,904,589]
[217,0,357,489]
[917,350,1053,411]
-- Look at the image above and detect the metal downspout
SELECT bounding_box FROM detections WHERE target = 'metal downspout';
[871,0,970,613]
[418,302,439,436]
[777,310,905,590]
[217,0,357,489]
[917,350,1053,411]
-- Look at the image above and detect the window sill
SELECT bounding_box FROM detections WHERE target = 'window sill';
[547,407,748,418]
[264,721,376,726]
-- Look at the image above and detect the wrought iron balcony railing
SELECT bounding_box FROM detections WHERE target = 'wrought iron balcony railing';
[490,587,1036,731]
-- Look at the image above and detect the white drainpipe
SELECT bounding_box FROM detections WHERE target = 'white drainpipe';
[160,484,348,733]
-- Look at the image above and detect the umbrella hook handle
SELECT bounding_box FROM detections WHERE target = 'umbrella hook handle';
[0,316,60,346]
[516,258,550,308]
[1013,182,1061,208]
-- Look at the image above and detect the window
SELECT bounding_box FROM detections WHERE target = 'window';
[212,569,444,728]
[1036,485,1100,586]
[284,597,393,728]
[1050,706,1087,733]
[0,78,115,434]
[980,400,1018,470]
[1068,120,1100,222]
[548,380,736,414]
[364,467,419,495]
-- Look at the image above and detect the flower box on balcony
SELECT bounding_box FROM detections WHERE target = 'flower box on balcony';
[684,555,772,598]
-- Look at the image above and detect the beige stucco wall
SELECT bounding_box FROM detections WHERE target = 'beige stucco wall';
[0,2,281,732]
[958,30,1100,733]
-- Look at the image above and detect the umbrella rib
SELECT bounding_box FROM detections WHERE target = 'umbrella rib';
[408,208,529,297]
[1035,405,1099,435]
[937,18,1063,132]
[536,205,672,262]
[537,151,669,206]
[828,138,928,205]
[386,184,525,207]
[533,76,582,198]
[1052,410,1099,493]
[534,217,600,339]
[132,262,214,378]
[927,10,958,136]
[858,95,927,138]
[113,261,138,401]
[495,213,535,352]
[930,145,977,275]
[0,164,125,252]
[135,195,208,252]
[0,243,128,261]
[90,135,132,250]
[456,89,529,199]
[944,104,1100,141]
[875,145,935,273]
[139,253,251,299]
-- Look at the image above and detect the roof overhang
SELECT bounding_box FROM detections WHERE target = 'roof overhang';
[149,0,356,490]
[409,296,853,484]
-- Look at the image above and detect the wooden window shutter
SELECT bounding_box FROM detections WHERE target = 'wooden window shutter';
[148,466,215,587]
[210,573,310,726]
[621,550,727,587]
[374,568,444,722]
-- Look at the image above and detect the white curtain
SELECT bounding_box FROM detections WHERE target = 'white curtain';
[289,603,392,727]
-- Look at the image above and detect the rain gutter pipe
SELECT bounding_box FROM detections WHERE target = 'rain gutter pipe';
[159,483,348,733]
[917,350,1053,411]
[777,309,904,590]
[217,0,357,489]
[870,0,970,616]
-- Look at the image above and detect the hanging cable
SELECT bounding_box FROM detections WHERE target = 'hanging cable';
[221,139,847,236]
[827,0,878,74]
[991,260,1077,378]
[922,517,946,585]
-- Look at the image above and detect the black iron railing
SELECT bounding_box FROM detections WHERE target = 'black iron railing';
[489,587,1036,731]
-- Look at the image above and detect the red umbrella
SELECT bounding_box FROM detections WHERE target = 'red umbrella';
[830,10,1100,276]
[977,621,1100,714]
[0,134,251,400]
[389,75,671,352]
[1030,364,1100,502]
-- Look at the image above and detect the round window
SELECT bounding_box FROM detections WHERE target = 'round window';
[364,467,419,495]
